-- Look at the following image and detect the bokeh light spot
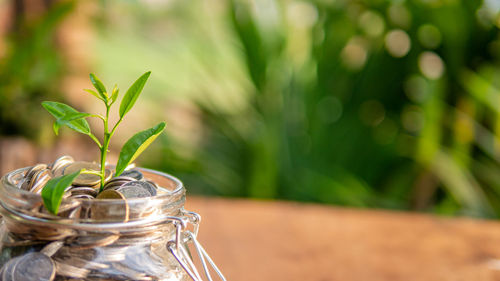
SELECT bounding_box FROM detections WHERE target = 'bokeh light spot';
[404,75,429,103]
[417,24,441,49]
[384,29,411,58]
[287,1,318,29]
[387,4,411,29]
[359,11,385,37]
[341,37,368,70]
[418,51,445,80]
[401,105,424,133]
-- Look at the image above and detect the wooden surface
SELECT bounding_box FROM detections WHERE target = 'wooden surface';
[186,197,500,281]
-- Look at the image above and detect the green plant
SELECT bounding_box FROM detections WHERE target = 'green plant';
[41,72,166,214]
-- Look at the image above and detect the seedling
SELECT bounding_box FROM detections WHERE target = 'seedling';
[41,71,165,214]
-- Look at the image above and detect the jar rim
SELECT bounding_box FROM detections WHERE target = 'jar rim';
[0,166,186,230]
[2,166,184,203]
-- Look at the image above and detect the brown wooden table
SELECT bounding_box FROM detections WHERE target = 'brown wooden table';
[186,197,500,281]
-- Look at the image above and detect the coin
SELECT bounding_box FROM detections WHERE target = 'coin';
[2,256,22,281]
[94,246,129,262]
[25,164,48,180]
[102,176,135,191]
[145,180,159,189]
[29,169,53,194]
[20,164,47,191]
[68,186,98,197]
[123,247,167,278]
[109,262,152,280]
[117,181,157,198]
[12,252,55,281]
[7,158,182,280]
[53,255,108,270]
[96,189,125,200]
[58,205,82,219]
[50,156,74,174]
[40,241,64,257]
[69,234,119,250]
[92,190,129,222]
[55,247,96,262]
[54,260,89,279]
[120,169,144,181]
[55,200,81,215]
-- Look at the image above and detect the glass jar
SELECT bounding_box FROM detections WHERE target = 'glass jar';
[0,167,224,281]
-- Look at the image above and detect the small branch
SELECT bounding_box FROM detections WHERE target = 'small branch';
[90,114,106,122]
[110,117,123,137]
[88,133,102,148]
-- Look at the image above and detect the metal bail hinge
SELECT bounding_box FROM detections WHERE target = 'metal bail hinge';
[166,211,226,281]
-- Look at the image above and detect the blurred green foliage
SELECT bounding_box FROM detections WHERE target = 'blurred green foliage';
[0,0,74,139]
[4,0,500,218]
[93,0,500,218]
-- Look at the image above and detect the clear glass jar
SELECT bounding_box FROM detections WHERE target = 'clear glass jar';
[0,167,223,281]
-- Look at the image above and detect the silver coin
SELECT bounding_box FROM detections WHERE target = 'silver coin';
[68,234,119,250]
[2,257,22,281]
[69,194,95,200]
[29,169,53,194]
[68,186,98,197]
[20,164,47,191]
[54,247,96,261]
[102,181,126,191]
[102,176,135,191]
[25,164,48,180]
[123,247,167,277]
[118,181,157,198]
[50,155,74,173]
[54,255,108,270]
[54,260,89,279]
[145,180,159,188]
[55,200,81,215]
[109,262,152,280]
[94,246,129,262]
[120,169,144,181]
[57,205,82,219]
[12,252,55,281]
[40,241,64,257]
[92,190,129,222]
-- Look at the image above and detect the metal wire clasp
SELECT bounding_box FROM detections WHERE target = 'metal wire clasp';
[166,210,226,281]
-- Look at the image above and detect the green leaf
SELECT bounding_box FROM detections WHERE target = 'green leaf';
[110,84,119,106]
[53,112,91,135]
[84,89,106,102]
[89,73,108,101]
[115,122,166,176]
[119,71,151,118]
[42,101,91,135]
[42,170,81,215]
[53,122,61,136]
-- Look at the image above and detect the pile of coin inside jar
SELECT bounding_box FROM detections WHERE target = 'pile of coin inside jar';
[0,156,185,281]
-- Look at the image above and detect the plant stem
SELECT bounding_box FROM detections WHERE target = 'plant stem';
[99,104,111,191]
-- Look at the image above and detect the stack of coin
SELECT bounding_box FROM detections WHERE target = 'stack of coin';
[0,156,180,280]
[20,164,52,194]
[50,156,74,176]
[0,239,172,280]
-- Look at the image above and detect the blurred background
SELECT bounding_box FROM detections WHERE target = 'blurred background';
[0,0,500,218]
